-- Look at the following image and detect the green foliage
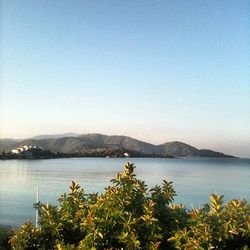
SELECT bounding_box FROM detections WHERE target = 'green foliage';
[169,195,250,249]
[10,222,40,250]
[9,163,250,250]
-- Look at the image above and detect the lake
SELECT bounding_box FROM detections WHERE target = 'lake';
[0,157,250,227]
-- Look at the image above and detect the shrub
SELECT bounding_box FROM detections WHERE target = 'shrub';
[169,195,250,249]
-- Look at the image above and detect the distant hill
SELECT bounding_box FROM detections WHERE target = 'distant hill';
[159,141,198,157]
[0,139,22,152]
[31,133,81,140]
[0,133,235,158]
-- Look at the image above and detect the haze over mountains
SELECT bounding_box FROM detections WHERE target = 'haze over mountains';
[31,133,81,140]
[0,133,234,158]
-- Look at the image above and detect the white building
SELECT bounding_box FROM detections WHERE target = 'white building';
[124,152,129,157]
[11,145,41,154]
[11,149,20,154]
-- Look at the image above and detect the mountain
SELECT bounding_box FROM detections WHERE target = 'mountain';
[0,139,22,152]
[14,134,158,155]
[0,133,235,158]
[159,141,199,157]
[31,133,81,140]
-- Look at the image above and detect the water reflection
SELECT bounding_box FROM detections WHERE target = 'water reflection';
[0,158,250,226]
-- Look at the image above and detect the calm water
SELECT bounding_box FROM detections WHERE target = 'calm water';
[0,157,249,226]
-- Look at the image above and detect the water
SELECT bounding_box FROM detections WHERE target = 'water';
[0,157,249,227]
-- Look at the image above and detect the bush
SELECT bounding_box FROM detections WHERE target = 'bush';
[169,195,250,249]
[9,163,250,249]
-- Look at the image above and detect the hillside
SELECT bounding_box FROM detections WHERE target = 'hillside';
[31,133,81,140]
[13,134,158,155]
[0,133,234,158]
[0,139,22,152]
[158,141,199,157]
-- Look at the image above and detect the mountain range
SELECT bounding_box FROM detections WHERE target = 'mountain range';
[0,133,234,158]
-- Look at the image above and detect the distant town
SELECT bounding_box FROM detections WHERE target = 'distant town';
[0,145,64,159]
[0,144,160,160]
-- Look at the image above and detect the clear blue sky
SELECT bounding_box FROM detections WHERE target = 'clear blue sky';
[1,0,250,157]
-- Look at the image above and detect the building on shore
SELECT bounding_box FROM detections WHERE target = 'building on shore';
[11,145,43,159]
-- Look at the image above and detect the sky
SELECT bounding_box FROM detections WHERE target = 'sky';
[0,0,250,157]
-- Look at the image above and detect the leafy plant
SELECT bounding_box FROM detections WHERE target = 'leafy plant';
[169,195,250,249]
